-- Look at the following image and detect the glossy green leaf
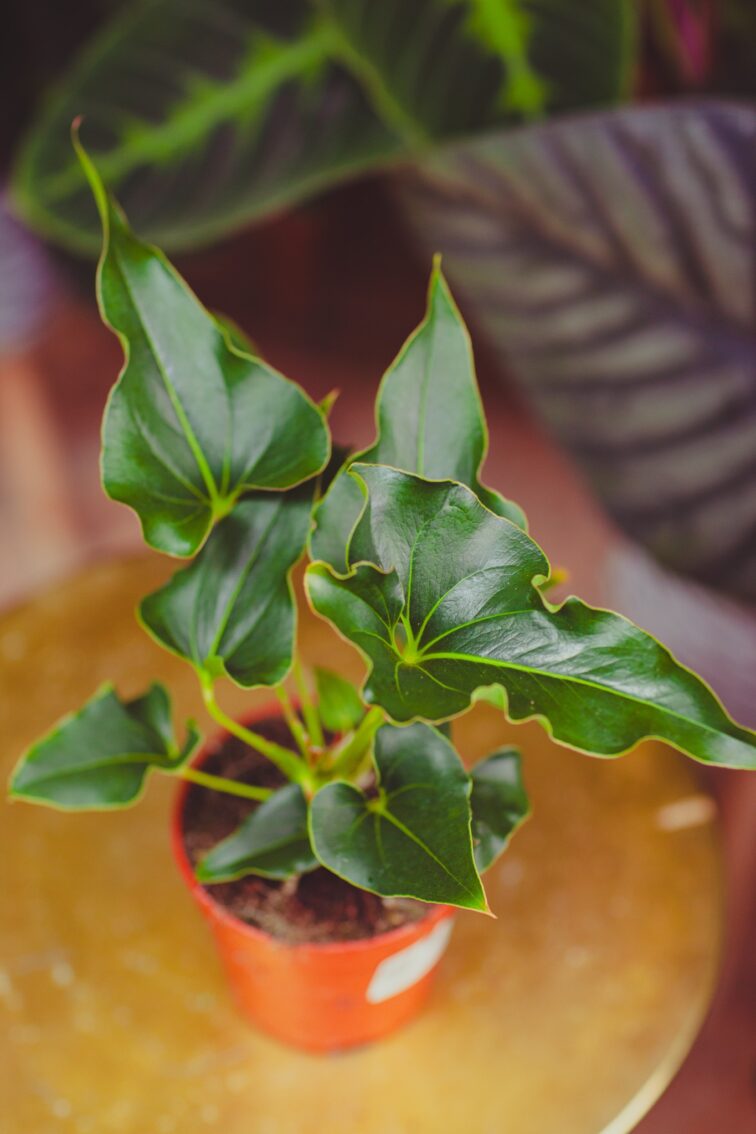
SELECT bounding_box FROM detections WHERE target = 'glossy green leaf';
[8,684,199,810]
[12,1,634,253]
[76,139,329,558]
[196,783,318,883]
[140,486,313,687]
[307,465,756,768]
[314,668,365,734]
[311,262,525,571]
[470,747,529,872]
[399,101,756,603]
[309,722,486,910]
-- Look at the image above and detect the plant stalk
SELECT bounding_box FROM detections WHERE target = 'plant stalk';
[201,681,311,787]
[274,683,311,760]
[330,706,384,779]
[291,657,325,749]
[171,765,273,802]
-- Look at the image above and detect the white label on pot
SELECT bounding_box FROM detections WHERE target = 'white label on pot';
[366,918,454,1004]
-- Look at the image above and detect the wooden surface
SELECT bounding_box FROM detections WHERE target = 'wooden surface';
[0,556,723,1134]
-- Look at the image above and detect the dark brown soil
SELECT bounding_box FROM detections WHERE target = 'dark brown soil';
[180,717,426,945]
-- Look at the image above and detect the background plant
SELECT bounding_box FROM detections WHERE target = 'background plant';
[8,0,755,607]
[8,148,756,914]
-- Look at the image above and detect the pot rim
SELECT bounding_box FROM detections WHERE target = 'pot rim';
[171,699,453,956]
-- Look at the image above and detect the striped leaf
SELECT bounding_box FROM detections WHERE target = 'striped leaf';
[399,101,756,603]
[11,0,634,252]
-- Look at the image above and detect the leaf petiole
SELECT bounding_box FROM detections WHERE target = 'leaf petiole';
[274,683,311,761]
[330,706,384,779]
[170,764,273,803]
[291,658,325,749]
[200,679,312,788]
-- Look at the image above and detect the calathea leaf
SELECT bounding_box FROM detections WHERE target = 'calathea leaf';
[306,465,756,768]
[309,722,486,910]
[9,684,199,809]
[75,137,329,558]
[140,485,313,688]
[399,101,756,604]
[314,668,365,734]
[311,261,525,572]
[196,784,318,883]
[470,748,529,872]
[324,0,634,131]
[11,1,634,253]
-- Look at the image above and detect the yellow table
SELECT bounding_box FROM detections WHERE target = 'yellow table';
[0,558,722,1134]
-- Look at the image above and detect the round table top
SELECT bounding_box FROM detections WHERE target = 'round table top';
[0,557,722,1134]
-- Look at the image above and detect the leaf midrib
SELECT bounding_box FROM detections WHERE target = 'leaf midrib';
[40,21,339,202]
[201,503,282,662]
[421,649,745,745]
[376,805,480,902]
[18,750,165,789]
[114,246,221,509]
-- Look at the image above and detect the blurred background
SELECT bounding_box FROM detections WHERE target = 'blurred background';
[1,1,754,1130]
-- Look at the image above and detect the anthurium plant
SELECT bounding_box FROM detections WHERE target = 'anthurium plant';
[8,138,756,918]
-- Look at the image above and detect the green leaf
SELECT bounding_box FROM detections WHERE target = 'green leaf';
[196,783,318,883]
[470,747,529,872]
[8,684,199,810]
[75,137,329,558]
[213,312,257,357]
[306,465,756,768]
[314,668,365,734]
[399,101,756,603]
[309,722,486,910]
[311,261,525,571]
[139,486,313,687]
[11,1,634,253]
[325,0,635,132]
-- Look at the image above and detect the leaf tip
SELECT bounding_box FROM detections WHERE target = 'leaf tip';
[320,389,340,417]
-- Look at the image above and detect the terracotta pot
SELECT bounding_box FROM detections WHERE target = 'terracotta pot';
[171,715,455,1052]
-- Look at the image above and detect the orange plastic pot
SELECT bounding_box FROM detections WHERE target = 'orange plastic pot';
[171,716,455,1053]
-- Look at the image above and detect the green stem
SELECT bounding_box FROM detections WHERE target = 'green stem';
[291,657,325,749]
[274,684,311,760]
[171,765,273,802]
[201,681,311,787]
[331,707,384,779]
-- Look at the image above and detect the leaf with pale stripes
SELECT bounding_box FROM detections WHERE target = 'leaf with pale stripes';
[11,0,634,252]
[306,466,756,768]
[398,100,756,603]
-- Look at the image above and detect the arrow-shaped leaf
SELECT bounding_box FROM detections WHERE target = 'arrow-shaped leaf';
[470,748,530,872]
[76,138,329,558]
[196,783,318,883]
[307,465,756,768]
[9,684,199,809]
[311,262,525,571]
[140,486,313,687]
[309,722,486,910]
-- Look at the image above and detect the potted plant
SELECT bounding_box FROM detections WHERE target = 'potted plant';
[9,137,756,1053]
